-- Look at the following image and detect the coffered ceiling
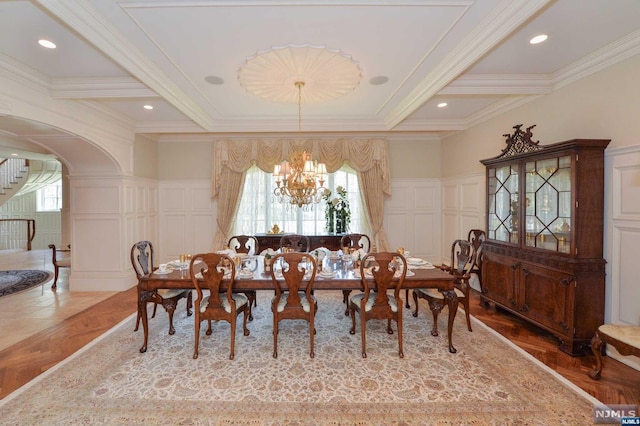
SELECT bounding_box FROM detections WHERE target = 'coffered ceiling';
[1,0,640,150]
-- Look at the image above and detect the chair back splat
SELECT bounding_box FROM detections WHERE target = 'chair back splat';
[349,252,407,358]
[279,234,311,253]
[190,253,250,360]
[269,252,318,358]
[227,235,259,320]
[339,233,372,314]
[227,235,259,255]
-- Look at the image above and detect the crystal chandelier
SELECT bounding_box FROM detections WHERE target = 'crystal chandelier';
[273,81,327,209]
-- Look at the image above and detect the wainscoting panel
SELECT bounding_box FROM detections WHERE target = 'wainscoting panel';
[605,145,640,370]
[440,173,485,245]
[385,179,440,262]
[158,180,216,263]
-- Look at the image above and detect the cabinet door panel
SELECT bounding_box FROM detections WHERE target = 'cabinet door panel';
[519,264,574,335]
[482,255,517,309]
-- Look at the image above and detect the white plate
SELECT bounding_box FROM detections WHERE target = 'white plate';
[236,273,254,280]
[318,272,335,278]
[407,257,428,265]
[154,269,173,275]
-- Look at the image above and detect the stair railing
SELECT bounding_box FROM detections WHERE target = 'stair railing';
[0,158,29,195]
[0,219,36,250]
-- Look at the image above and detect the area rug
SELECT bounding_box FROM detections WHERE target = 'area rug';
[0,270,52,297]
[0,291,599,425]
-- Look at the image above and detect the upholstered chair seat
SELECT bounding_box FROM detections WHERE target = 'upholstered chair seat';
[350,292,398,312]
[274,291,315,313]
[200,293,249,314]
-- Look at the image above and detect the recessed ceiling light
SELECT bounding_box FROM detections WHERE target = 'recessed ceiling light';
[437,102,448,108]
[143,105,154,110]
[205,75,225,85]
[529,34,548,45]
[10,153,18,156]
[369,76,389,85]
[38,39,56,49]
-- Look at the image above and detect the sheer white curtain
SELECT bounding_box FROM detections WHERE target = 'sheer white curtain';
[233,164,365,236]
[211,138,391,251]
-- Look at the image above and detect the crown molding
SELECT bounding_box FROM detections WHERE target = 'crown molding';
[464,94,540,129]
[384,0,552,129]
[35,0,214,131]
[551,28,640,91]
[51,77,158,99]
[439,74,552,95]
[0,53,51,96]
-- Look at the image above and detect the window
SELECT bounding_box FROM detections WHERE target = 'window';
[233,164,365,235]
[36,180,62,211]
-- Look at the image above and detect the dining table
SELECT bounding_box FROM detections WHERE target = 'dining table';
[137,255,459,354]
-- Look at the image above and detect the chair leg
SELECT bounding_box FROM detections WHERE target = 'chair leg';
[462,297,472,332]
[309,314,315,359]
[342,290,351,316]
[229,314,236,360]
[360,311,367,358]
[397,316,404,359]
[242,306,250,337]
[273,315,279,359]
[412,291,420,317]
[166,305,176,335]
[151,303,158,319]
[245,291,256,321]
[51,266,59,289]
[349,304,356,335]
[405,288,410,309]
[185,291,193,317]
[428,298,444,337]
[589,331,604,380]
[206,320,213,335]
[193,318,201,359]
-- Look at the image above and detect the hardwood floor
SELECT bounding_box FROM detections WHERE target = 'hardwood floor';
[1,249,639,405]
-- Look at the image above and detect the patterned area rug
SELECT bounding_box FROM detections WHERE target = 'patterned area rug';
[0,270,53,297]
[0,291,598,425]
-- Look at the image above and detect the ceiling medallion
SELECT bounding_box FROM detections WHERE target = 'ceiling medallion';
[238,44,361,104]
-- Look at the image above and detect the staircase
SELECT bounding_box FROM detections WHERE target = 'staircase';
[0,158,30,207]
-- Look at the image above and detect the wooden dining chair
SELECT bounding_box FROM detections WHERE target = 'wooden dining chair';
[191,252,250,360]
[340,233,372,315]
[279,234,311,253]
[48,244,71,289]
[349,252,407,358]
[269,252,318,358]
[131,240,192,335]
[412,239,473,336]
[227,235,259,321]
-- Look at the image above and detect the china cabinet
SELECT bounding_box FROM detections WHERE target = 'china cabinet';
[479,125,609,355]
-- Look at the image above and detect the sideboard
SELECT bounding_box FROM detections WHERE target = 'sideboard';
[255,234,343,251]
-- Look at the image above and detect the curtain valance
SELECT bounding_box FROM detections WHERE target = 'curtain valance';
[211,138,391,199]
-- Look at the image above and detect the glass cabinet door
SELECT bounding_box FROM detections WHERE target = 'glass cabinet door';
[524,155,572,253]
[487,164,519,244]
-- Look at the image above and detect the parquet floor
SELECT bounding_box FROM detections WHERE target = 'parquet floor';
[1,249,639,405]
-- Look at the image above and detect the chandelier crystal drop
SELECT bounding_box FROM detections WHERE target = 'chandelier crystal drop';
[273,81,327,209]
